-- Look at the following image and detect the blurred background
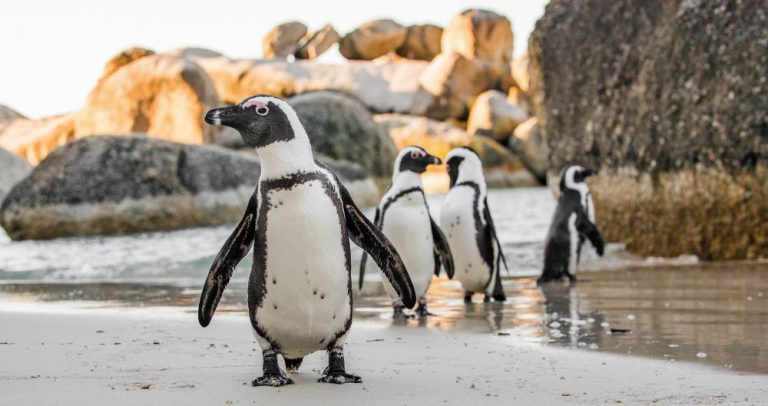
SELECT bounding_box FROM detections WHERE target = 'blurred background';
[0,0,766,373]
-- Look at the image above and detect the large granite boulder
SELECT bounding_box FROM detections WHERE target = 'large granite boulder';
[339,19,407,60]
[191,56,428,115]
[0,148,32,203]
[295,25,341,60]
[467,90,528,141]
[0,114,76,164]
[396,24,443,61]
[411,52,489,120]
[0,105,24,126]
[530,0,768,260]
[0,135,378,240]
[75,54,221,145]
[288,91,396,179]
[508,117,547,184]
[101,47,155,80]
[263,21,308,58]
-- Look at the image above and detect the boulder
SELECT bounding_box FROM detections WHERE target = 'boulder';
[0,105,24,126]
[192,56,428,114]
[0,148,32,203]
[339,19,407,60]
[0,114,76,164]
[75,54,220,145]
[166,47,223,59]
[263,21,308,58]
[288,91,396,179]
[411,52,489,120]
[506,85,530,116]
[295,24,341,60]
[511,51,530,92]
[467,90,528,141]
[508,117,547,184]
[101,47,155,80]
[530,0,768,260]
[442,9,514,80]
[0,135,378,240]
[396,24,443,61]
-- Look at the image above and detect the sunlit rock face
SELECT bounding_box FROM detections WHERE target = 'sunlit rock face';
[0,136,376,240]
[530,0,768,260]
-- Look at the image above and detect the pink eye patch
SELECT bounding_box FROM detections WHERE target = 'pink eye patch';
[410,150,426,159]
[242,99,267,110]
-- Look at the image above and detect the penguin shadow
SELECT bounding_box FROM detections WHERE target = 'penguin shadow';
[539,283,606,348]
[461,300,505,334]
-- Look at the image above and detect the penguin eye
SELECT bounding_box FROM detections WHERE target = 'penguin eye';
[255,106,269,116]
[410,150,425,159]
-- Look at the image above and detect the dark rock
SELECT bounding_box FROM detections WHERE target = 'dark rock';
[395,24,443,61]
[339,19,407,60]
[288,91,397,179]
[0,135,378,240]
[530,0,768,260]
[295,25,341,60]
[0,105,24,125]
[263,22,308,58]
[0,148,31,204]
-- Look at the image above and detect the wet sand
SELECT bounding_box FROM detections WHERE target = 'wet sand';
[1,307,766,405]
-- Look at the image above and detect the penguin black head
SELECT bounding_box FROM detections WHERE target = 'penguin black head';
[205,95,297,148]
[559,165,597,192]
[394,146,441,176]
[445,147,483,188]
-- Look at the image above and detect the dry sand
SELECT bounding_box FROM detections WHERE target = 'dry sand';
[0,305,766,405]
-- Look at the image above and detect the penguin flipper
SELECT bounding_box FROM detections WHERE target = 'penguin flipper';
[429,217,455,278]
[576,214,605,256]
[483,198,509,274]
[198,195,258,327]
[358,207,381,290]
[338,184,416,309]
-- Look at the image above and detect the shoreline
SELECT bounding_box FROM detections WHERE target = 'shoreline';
[1,307,766,405]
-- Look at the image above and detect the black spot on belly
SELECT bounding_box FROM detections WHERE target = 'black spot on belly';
[313,290,317,295]
[273,304,278,310]
[320,294,326,300]
[333,315,336,320]
[272,278,276,285]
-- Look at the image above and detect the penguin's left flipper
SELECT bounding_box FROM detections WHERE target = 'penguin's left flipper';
[338,184,417,309]
[483,198,509,274]
[576,215,605,256]
[357,207,381,290]
[198,195,258,327]
[430,217,455,278]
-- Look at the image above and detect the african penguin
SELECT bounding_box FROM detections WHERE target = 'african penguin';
[198,95,416,387]
[538,165,605,285]
[439,147,508,303]
[359,146,454,319]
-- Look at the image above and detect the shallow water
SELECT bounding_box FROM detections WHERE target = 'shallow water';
[1,188,766,374]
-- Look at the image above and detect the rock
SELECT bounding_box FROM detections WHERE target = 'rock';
[467,90,528,140]
[0,135,378,240]
[530,0,768,260]
[0,114,76,164]
[295,24,341,60]
[374,114,538,188]
[166,47,223,59]
[511,51,530,92]
[101,47,155,80]
[506,85,530,116]
[396,24,443,61]
[0,148,32,203]
[508,117,547,184]
[442,9,514,78]
[339,19,407,60]
[192,56,428,114]
[288,91,396,179]
[412,52,489,120]
[263,21,308,58]
[75,54,220,145]
[0,105,24,125]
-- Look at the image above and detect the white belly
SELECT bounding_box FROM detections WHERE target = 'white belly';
[440,187,491,293]
[254,179,350,358]
[377,196,435,299]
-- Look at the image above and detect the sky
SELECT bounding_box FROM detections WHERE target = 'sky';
[0,0,548,119]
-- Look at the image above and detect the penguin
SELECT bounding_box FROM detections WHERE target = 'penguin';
[439,147,508,303]
[538,165,605,285]
[198,95,416,387]
[358,146,454,319]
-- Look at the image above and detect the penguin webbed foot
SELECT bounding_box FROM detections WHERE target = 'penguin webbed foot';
[489,292,506,302]
[463,291,474,303]
[318,347,362,385]
[416,306,435,318]
[252,372,293,387]
[393,303,415,320]
[284,357,303,373]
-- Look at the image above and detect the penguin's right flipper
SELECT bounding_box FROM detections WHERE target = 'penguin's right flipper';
[198,195,258,327]
[338,184,417,309]
[576,215,605,256]
[357,207,381,290]
[430,218,455,278]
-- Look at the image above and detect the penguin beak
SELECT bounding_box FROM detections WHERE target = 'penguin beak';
[427,155,441,166]
[204,105,243,127]
[582,168,597,178]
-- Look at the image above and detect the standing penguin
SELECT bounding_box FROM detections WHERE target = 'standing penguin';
[538,165,605,285]
[359,146,454,319]
[198,95,415,387]
[440,147,508,303]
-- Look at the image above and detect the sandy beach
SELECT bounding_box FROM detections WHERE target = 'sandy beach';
[1,305,765,405]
